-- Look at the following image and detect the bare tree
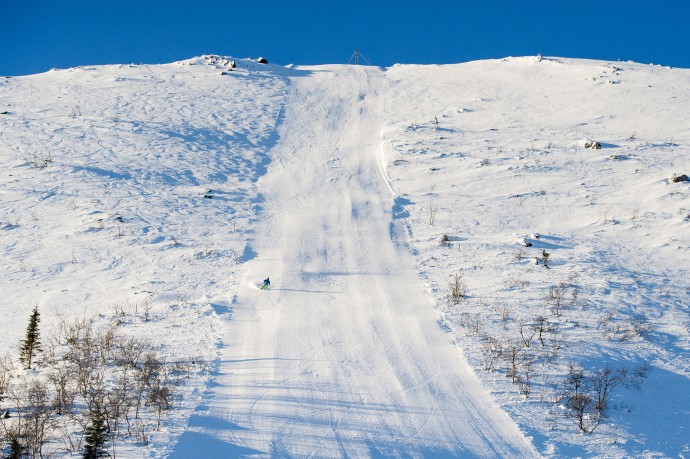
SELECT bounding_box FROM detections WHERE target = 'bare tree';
[505,340,521,384]
[590,366,622,412]
[566,392,602,433]
[517,358,534,398]
[534,315,549,346]
[565,363,586,397]
[562,363,601,433]
[148,383,172,430]
[48,367,76,415]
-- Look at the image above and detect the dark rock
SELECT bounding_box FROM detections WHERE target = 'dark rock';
[583,139,601,149]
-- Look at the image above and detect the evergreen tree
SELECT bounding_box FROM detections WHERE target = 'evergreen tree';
[83,404,110,458]
[9,437,24,459]
[19,305,41,369]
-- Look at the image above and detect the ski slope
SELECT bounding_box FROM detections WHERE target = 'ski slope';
[2,55,689,458]
[171,65,538,457]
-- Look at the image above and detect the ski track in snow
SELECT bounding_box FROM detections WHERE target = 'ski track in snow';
[171,65,539,458]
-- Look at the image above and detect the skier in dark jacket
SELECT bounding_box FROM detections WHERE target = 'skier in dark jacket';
[261,277,270,290]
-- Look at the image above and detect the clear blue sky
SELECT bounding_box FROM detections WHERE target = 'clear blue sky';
[2,1,689,76]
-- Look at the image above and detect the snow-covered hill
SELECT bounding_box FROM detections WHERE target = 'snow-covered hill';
[1,55,688,458]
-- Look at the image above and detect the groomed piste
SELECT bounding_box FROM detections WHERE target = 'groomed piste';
[1,55,688,458]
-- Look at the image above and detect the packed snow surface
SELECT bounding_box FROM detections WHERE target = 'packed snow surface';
[1,55,689,458]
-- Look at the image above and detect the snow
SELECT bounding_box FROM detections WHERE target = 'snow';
[1,55,689,458]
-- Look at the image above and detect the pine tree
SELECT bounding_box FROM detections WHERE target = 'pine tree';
[9,437,23,459]
[83,404,110,458]
[19,305,42,369]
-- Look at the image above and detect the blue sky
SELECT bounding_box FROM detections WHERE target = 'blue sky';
[2,1,689,75]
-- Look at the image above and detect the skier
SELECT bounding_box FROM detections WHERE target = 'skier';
[260,277,270,290]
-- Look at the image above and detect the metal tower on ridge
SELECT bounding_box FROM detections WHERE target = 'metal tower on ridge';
[348,48,371,66]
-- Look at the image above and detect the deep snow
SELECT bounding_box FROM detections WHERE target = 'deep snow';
[1,55,689,458]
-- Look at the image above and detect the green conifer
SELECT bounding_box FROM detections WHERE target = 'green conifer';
[9,437,23,459]
[19,305,42,369]
[83,404,110,458]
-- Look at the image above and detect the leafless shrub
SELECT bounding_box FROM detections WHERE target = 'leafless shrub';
[563,364,596,432]
[505,340,522,384]
[562,362,649,434]
[546,331,564,361]
[597,311,614,336]
[546,284,568,316]
[113,302,127,317]
[509,277,528,290]
[495,305,511,323]
[0,356,12,401]
[567,392,601,433]
[28,150,53,169]
[141,300,153,322]
[406,121,420,131]
[589,367,624,412]
[631,314,652,338]
[428,203,437,226]
[11,379,54,457]
[570,288,579,309]
[148,383,172,430]
[480,335,504,371]
[48,367,76,415]
[518,318,537,348]
[599,311,651,342]
[449,272,466,304]
[459,313,482,337]
[59,317,92,347]
[138,353,163,389]
[622,363,651,388]
[533,316,549,346]
[113,337,148,370]
[107,370,135,437]
[133,419,149,446]
[98,325,118,363]
[517,358,534,398]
